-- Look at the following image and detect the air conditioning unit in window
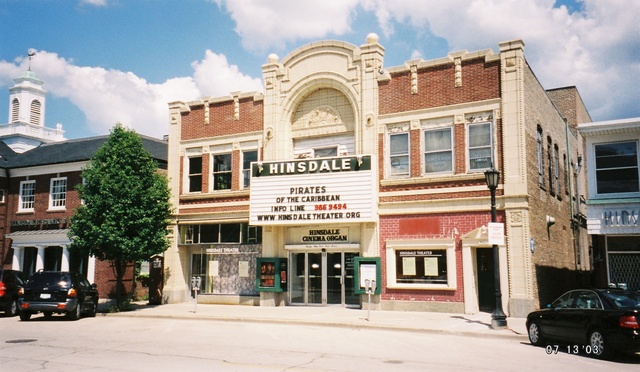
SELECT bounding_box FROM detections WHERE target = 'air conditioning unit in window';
[338,145,348,156]
[294,148,315,159]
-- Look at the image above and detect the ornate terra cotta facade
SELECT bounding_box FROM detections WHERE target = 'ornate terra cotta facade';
[164,34,590,317]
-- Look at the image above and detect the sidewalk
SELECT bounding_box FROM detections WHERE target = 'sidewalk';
[104,301,528,340]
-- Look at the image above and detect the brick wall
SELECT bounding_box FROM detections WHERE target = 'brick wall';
[93,258,135,299]
[181,97,263,140]
[379,212,504,304]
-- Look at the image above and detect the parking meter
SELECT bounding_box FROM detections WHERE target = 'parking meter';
[365,279,376,321]
[196,276,201,291]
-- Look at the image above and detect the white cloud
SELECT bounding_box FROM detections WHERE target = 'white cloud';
[215,0,360,52]
[80,0,108,7]
[360,0,640,121]
[191,50,263,97]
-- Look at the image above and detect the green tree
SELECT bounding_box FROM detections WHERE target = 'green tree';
[69,124,172,307]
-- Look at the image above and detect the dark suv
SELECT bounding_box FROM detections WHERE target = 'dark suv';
[0,269,26,317]
[19,271,99,321]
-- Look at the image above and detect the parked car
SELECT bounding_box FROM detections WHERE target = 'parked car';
[18,271,99,321]
[526,288,640,358]
[0,269,26,317]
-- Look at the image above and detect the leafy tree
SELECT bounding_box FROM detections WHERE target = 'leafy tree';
[69,124,172,307]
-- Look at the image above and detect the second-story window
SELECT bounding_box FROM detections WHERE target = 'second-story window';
[424,127,453,174]
[554,144,560,197]
[595,141,639,194]
[242,150,257,189]
[213,153,232,190]
[19,180,36,212]
[468,122,492,170]
[389,132,409,177]
[188,156,203,193]
[49,177,67,210]
[548,137,554,195]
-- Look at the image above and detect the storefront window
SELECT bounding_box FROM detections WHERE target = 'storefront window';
[385,239,456,290]
[179,223,261,244]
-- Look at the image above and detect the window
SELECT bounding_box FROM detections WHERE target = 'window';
[19,180,36,211]
[179,223,262,244]
[548,137,554,195]
[468,122,492,170]
[213,153,232,190]
[11,98,19,122]
[0,189,5,203]
[537,126,544,187]
[595,141,639,194]
[313,147,338,158]
[554,144,560,197]
[385,239,456,289]
[242,150,257,189]
[424,128,453,173]
[389,132,409,176]
[49,177,67,209]
[188,156,202,193]
[30,100,41,125]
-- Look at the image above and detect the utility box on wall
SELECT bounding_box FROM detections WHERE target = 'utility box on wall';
[256,257,288,292]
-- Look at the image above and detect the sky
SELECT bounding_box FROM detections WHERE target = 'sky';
[0,0,639,140]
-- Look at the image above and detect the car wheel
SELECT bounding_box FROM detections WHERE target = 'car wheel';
[589,329,612,359]
[19,311,31,321]
[5,299,19,317]
[528,321,544,346]
[67,303,81,320]
[87,301,97,317]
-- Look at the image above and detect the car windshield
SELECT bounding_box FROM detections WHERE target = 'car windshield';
[27,273,72,288]
[602,291,640,309]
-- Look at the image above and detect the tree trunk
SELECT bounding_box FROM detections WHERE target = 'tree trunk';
[113,258,126,308]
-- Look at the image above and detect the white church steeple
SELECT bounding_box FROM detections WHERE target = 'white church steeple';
[0,50,65,153]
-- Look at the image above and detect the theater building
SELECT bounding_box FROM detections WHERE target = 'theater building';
[579,117,640,291]
[164,34,590,316]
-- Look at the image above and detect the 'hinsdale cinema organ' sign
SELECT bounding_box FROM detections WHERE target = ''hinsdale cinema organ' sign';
[250,155,376,225]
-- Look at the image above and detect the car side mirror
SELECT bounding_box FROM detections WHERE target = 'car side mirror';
[546,303,552,309]
[91,283,97,289]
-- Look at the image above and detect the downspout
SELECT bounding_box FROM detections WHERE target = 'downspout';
[565,118,580,271]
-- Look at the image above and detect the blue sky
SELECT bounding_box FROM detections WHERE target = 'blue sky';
[1,0,639,140]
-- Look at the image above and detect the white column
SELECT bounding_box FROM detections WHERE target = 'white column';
[12,246,23,271]
[36,245,45,271]
[61,245,70,271]
[87,256,96,283]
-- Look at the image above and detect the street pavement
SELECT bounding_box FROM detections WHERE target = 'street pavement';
[102,300,529,340]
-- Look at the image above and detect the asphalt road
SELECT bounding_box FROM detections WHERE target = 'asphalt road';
[1,314,638,371]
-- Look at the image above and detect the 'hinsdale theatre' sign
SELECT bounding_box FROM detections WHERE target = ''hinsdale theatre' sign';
[250,155,376,225]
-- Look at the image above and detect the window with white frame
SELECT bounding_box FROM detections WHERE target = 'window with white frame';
[468,122,492,170]
[212,153,232,190]
[424,127,453,174]
[0,189,5,203]
[242,150,257,189]
[389,132,409,177]
[595,141,639,194]
[385,239,457,290]
[49,177,67,209]
[19,180,36,211]
[187,156,203,193]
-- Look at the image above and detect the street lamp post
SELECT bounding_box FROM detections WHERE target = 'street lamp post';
[484,167,507,330]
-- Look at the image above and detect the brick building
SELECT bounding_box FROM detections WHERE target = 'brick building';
[0,68,168,299]
[164,34,590,317]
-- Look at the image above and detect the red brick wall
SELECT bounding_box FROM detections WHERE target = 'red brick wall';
[379,58,500,114]
[181,97,263,140]
[380,211,505,303]
[93,259,135,299]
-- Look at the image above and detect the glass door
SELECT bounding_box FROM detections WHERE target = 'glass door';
[290,251,359,306]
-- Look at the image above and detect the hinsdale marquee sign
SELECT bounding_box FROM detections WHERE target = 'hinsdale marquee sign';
[249,155,376,225]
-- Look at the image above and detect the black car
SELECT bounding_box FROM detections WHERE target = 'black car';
[526,288,640,358]
[0,269,26,317]
[19,271,99,321]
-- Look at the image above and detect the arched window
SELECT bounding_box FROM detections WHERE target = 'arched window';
[11,98,19,122]
[30,99,41,125]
